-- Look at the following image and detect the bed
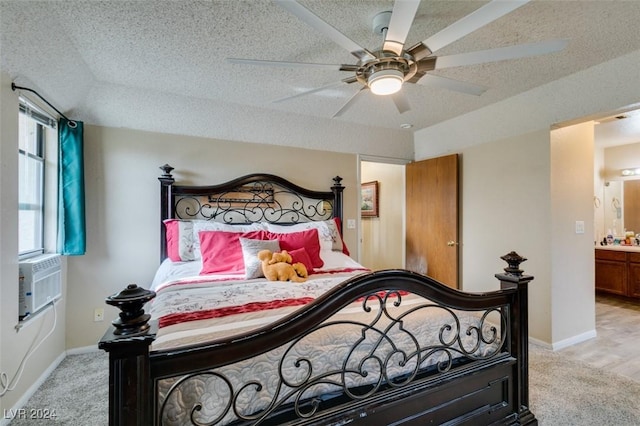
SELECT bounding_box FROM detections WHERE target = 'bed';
[99,165,537,426]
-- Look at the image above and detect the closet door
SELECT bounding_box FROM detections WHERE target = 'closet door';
[406,154,459,288]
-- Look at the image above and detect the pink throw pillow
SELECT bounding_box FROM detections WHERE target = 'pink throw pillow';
[199,230,265,275]
[164,219,181,262]
[266,229,324,268]
[288,247,315,274]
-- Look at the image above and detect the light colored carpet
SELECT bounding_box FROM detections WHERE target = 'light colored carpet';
[8,352,108,426]
[8,345,640,425]
[529,344,640,425]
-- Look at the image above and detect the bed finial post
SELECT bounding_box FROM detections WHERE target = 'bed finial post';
[495,251,537,425]
[99,284,157,426]
[159,164,175,262]
[105,284,156,335]
[331,176,344,223]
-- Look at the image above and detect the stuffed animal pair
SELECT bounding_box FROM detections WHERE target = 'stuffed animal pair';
[258,249,308,283]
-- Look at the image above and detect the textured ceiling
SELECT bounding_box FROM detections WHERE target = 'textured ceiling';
[2,0,640,151]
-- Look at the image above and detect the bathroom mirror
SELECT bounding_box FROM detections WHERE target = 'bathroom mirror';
[601,179,640,238]
[593,112,639,241]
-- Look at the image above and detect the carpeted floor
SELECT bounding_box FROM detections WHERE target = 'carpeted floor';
[8,345,640,425]
[529,344,640,425]
[8,352,108,426]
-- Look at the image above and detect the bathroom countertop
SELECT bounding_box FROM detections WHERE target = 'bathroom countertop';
[595,245,640,253]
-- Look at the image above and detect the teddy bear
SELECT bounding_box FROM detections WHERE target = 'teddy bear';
[268,250,292,265]
[258,249,308,283]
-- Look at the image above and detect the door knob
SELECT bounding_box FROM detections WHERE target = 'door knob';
[447,241,459,247]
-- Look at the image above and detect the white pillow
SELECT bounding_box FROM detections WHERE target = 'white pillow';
[239,238,280,279]
[315,250,366,271]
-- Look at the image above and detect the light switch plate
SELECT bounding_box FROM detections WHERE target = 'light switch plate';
[346,219,356,229]
[575,221,585,234]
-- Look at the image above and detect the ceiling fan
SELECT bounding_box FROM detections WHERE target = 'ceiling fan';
[228,0,568,118]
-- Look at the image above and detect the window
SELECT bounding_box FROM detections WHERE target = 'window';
[18,102,56,258]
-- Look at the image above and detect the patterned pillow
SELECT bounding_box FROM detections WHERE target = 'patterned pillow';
[239,238,281,279]
[164,219,265,261]
[164,219,196,261]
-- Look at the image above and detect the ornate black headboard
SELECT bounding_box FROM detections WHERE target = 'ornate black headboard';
[158,164,344,262]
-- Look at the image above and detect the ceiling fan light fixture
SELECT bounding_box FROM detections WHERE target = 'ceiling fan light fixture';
[368,69,403,95]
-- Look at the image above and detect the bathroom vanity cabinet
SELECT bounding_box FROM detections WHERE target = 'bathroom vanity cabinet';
[595,247,640,298]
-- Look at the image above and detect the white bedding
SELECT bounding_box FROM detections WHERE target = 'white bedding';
[149,254,503,425]
[150,249,366,291]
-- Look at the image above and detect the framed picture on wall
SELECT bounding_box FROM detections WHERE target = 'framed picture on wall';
[361,181,379,217]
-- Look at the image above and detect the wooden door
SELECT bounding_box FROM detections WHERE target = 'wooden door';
[406,154,459,288]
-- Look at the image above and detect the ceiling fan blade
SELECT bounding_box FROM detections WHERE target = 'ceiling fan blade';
[416,74,487,96]
[435,39,569,69]
[333,88,367,118]
[272,80,351,104]
[227,58,358,72]
[382,0,421,55]
[391,90,411,114]
[275,0,376,62]
[409,0,530,60]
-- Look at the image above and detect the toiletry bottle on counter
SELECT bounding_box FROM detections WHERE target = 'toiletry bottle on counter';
[625,231,635,245]
[606,230,614,245]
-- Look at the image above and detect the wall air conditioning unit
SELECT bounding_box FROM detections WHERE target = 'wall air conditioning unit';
[19,254,62,320]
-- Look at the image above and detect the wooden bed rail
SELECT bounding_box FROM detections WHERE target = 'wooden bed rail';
[99,252,534,426]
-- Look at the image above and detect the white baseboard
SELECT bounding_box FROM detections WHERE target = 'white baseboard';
[528,329,597,352]
[529,330,597,352]
[1,351,65,426]
[66,345,99,355]
[551,329,597,351]
[528,336,553,350]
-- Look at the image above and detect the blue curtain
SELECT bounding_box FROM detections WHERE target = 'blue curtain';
[57,118,86,255]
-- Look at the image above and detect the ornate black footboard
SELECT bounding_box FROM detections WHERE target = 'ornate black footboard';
[100,252,536,426]
[100,168,535,425]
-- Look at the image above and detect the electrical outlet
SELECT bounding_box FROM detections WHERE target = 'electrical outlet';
[347,219,356,229]
[575,221,585,234]
[94,308,104,322]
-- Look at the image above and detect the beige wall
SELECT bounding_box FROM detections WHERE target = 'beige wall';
[65,125,359,349]
[0,72,66,414]
[447,124,597,347]
[603,142,640,181]
[460,130,552,342]
[360,161,405,270]
[550,122,596,345]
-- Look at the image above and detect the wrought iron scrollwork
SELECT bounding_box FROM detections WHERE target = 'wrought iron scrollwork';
[157,291,507,425]
[174,181,333,224]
